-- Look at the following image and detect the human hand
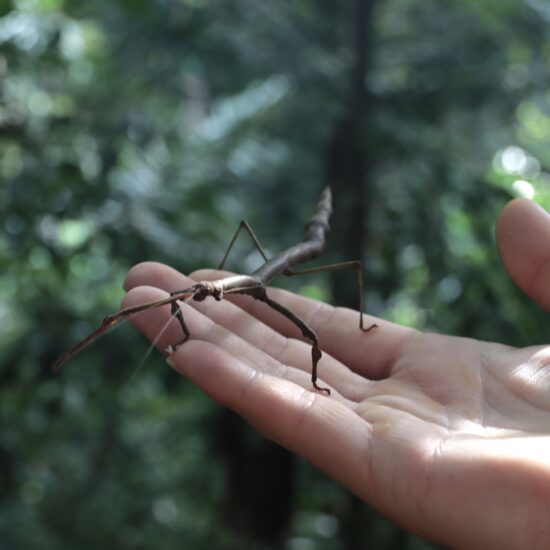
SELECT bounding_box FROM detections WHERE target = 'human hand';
[122,198,550,549]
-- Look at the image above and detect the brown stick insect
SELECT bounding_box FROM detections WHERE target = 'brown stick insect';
[52,187,377,395]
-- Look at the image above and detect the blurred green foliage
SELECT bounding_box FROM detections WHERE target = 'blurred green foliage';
[1,0,550,548]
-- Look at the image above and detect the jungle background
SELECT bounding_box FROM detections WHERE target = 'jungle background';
[2,0,550,548]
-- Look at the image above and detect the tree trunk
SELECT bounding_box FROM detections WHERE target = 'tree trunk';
[322,1,400,548]
[210,408,293,544]
[325,0,374,313]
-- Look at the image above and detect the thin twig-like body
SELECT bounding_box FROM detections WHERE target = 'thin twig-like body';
[52,187,376,395]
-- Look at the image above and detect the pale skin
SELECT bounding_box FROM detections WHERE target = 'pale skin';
[122,199,550,549]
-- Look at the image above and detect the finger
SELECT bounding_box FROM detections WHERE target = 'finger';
[168,338,374,501]
[125,263,374,398]
[124,261,189,293]
[496,198,550,310]
[195,267,416,380]
[124,262,416,379]
[122,285,363,403]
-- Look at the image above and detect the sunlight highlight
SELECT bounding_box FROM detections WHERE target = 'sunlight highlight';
[512,179,535,199]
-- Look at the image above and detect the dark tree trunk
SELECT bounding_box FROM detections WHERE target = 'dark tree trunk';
[322,1,400,548]
[324,0,374,313]
[210,408,293,545]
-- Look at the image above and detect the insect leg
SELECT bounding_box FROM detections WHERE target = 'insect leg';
[285,261,378,332]
[169,291,190,346]
[218,220,269,270]
[258,294,330,395]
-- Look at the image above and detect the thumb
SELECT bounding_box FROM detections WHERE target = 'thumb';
[496,198,550,310]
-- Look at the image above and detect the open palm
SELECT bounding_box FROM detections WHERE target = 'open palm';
[123,198,550,549]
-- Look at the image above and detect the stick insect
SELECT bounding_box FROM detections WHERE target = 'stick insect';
[52,187,377,395]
